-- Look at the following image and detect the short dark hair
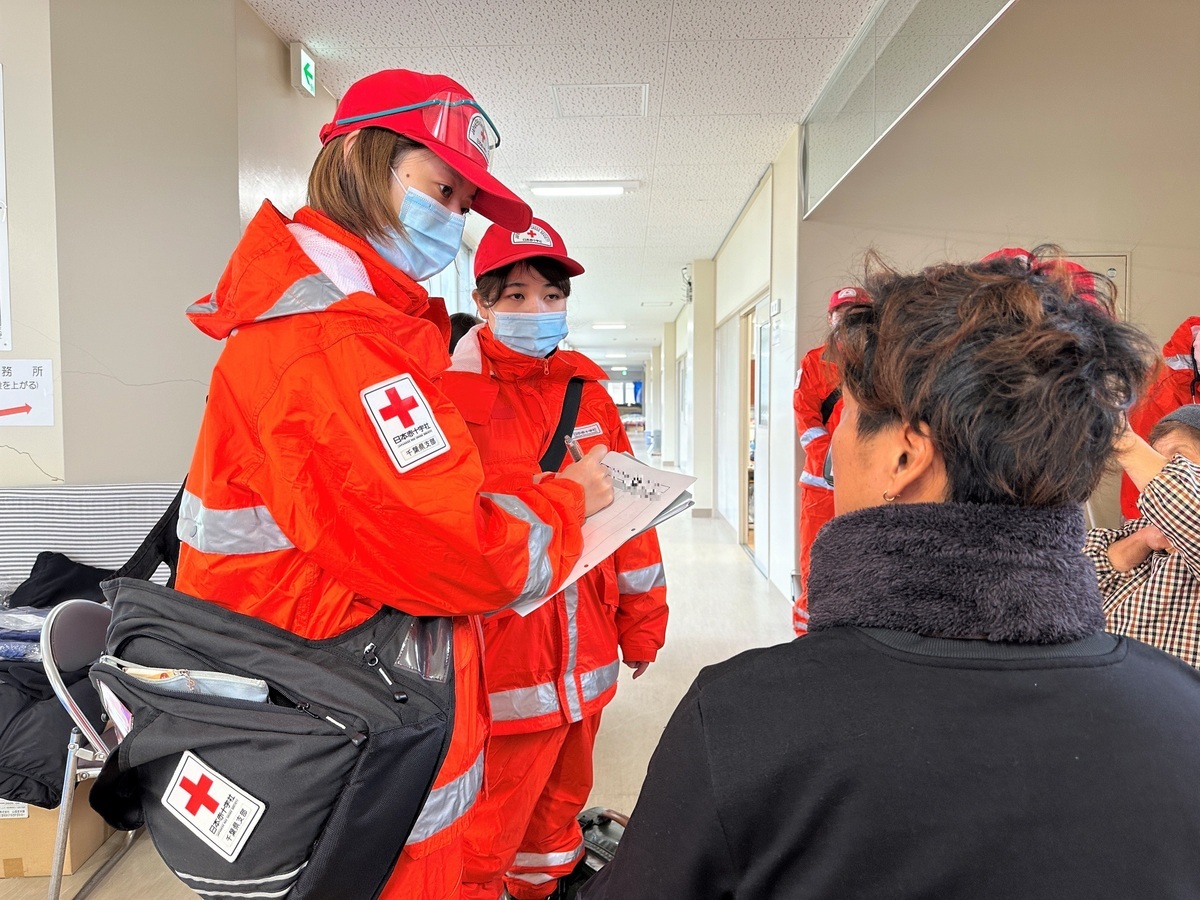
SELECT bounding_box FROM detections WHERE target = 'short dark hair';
[475,258,573,308]
[449,312,481,353]
[828,246,1155,507]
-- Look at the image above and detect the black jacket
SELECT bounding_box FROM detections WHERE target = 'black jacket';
[583,502,1200,899]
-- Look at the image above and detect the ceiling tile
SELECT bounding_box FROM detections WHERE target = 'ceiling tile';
[426,0,674,45]
[245,0,447,52]
[499,116,658,168]
[662,39,847,116]
[319,46,466,97]
[670,0,876,40]
[650,163,765,200]
[451,43,668,120]
[655,115,797,165]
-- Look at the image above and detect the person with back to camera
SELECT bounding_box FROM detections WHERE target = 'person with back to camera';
[438,217,668,899]
[581,246,1200,899]
[1085,404,1200,667]
[176,68,613,900]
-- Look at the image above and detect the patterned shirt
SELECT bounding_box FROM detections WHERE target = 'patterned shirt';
[1083,455,1200,668]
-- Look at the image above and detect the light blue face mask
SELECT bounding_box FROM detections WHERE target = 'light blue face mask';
[369,171,465,282]
[491,310,570,358]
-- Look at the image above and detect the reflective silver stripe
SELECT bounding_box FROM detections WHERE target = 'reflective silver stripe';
[490,681,560,722]
[580,660,620,702]
[178,490,294,556]
[562,584,583,722]
[254,273,346,322]
[800,470,832,490]
[799,425,827,448]
[175,862,306,885]
[490,659,617,722]
[483,493,554,605]
[617,563,666,596]
[507,872,554,885]
[1165,353,1194,371]
[512,842,584,870]
[186,294,219,316]
[406,749,484,845]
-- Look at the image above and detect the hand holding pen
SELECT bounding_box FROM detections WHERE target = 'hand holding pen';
[557,438,613,515]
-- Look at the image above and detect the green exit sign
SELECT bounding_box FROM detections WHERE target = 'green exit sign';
[289,42,316,97]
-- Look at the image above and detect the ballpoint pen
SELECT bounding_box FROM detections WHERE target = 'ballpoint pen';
[564,435,584,462]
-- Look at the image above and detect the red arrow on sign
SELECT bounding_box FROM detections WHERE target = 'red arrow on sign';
[0,404,32,417]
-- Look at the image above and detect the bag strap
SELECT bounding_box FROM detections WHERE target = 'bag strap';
[819,387,842,427]
[539,377,585,471]
[113,480,185,587]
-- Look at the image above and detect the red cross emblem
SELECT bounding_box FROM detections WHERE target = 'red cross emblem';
[379,387,420,429]
[180,774,219,816]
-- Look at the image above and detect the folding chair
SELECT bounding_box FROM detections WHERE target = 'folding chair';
[40,598,139,900]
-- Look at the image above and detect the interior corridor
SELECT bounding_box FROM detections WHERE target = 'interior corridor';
[9,511,794,899]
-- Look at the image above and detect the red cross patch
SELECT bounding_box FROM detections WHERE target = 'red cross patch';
[361,374,450,473]
[161,751,265,861]
[510,224,554,247]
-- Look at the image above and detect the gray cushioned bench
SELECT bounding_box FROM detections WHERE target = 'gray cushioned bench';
[0,483,181,596]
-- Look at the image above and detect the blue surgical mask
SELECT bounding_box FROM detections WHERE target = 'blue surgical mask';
[369,172,465,282]
[491,311,569,358]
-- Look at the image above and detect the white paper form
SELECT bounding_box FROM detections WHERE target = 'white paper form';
[509,452,696,617]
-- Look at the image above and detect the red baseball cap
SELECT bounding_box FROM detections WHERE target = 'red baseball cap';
[828,286,866,314]
[320,69,532,233]
[474,218,585,280]
[982,247,1033,265]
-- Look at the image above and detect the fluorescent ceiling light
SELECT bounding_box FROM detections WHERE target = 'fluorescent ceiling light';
[611,367,629,373]
[640,301,673,308]
[604,352,628,359]
[528,180,639,198]
[592,323,627,330]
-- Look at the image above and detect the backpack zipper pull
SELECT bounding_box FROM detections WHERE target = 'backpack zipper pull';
[363,643,409,703]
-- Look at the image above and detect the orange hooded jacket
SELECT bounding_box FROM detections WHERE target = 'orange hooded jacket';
[439,327,668,735]
[1122,317,1200,519]
[176,202,586,868]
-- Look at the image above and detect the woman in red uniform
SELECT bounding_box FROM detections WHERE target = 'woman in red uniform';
[176,70,612,900]
[440,218,669,900]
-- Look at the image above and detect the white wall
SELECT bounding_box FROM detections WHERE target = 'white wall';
[714,315,742,527]
[768,128,800,596]
[0,0,64,483]
[0,0,335,486]
[715,176,771,325]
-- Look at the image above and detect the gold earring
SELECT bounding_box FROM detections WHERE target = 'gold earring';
[882,490,899,503]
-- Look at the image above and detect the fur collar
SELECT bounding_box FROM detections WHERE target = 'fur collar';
[807,502,1105,644]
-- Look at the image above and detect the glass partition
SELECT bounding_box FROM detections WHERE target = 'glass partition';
[804,0,1015,214]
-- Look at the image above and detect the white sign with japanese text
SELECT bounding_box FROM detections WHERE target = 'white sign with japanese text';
[0,359,53,426]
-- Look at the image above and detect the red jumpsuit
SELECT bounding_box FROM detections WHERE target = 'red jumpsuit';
[177,202,587,900]
[792,343,841,635]
[440,326,668,900]
[1121,317,1200,519]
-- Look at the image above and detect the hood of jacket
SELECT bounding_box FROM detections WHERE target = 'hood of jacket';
[449,323,608,383]
[186,201,450,344]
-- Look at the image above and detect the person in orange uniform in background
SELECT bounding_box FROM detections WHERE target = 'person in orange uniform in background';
[792,286,866,635]
[176,70,613,900]
[1121,317,1200,519]
[441,218,669,900]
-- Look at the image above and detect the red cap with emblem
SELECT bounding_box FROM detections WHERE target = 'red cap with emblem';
[319,69,532,233]
[828,286,866,314]
[474,217,585,280]
[981,247,1034,265]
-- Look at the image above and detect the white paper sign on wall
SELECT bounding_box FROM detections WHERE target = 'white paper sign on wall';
[0,359,54,426]
[0,64,12,351]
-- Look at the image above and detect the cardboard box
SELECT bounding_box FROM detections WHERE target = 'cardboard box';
[0,780,114,878]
